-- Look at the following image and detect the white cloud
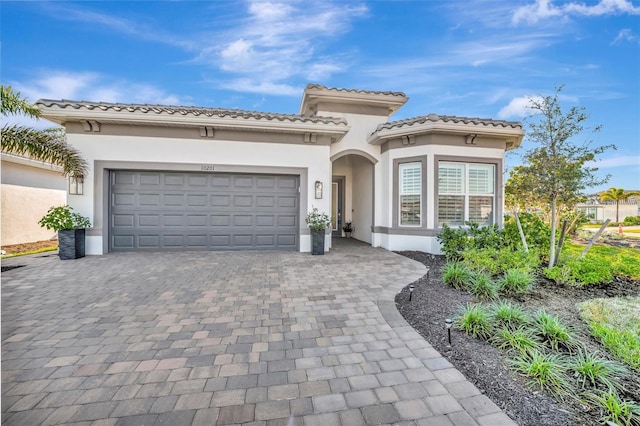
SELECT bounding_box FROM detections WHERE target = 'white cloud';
[512,0,640,25]
[612,28,639,44]
[9,71,181,105]
[498,95,543,118]
[221,79,300,96]
[585,155,640,168]
[201,0,368,94]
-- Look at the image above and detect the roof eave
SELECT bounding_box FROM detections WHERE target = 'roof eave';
[300,87,408,116]
[368,121,525,150]
[37,105,351,140]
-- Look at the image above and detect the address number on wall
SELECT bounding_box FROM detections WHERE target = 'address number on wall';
[201,165,215,171]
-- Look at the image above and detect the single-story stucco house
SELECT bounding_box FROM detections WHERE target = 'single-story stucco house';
[36,84,524,255]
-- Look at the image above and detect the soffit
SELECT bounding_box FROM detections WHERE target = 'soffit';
[369,113,525,150]
[36,100,350,139]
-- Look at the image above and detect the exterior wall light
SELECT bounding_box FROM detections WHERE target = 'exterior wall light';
[315,181,323,199]
[69,176,84,195]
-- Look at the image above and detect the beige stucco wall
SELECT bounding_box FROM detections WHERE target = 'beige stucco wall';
[1,183,66,245]
[1,157,67,190]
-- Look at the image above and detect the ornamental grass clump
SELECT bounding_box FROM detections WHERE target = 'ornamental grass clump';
[492,326,539,356]
[533,309,577,352]
[490,300,530,330]
[469,272,499,300]
[585,390,640,426]
[456,303,493,340]
[570,349,627,392]
[510,349,571,399]
[498,268,534,295]
[442,262,472,290]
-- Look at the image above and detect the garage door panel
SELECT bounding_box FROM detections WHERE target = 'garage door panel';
[113,193,135,206]
[278,196,297,208]
[139,215,160,226]
[140,174,161,186]
[110,171,298,251]
[234,196,253,207]
[211,215,230,226]
[164,174,185,186]
[139,193,161,206]
[212,195,230,206]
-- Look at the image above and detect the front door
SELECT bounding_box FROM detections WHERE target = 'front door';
[331,178,344,236]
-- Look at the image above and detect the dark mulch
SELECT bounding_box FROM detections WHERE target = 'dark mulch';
[394,251,640,426]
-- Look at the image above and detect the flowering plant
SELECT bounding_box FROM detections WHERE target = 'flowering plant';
[305,207,332,231]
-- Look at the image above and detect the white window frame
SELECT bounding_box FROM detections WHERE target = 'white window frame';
[398,162,422,227]
[438,162,495,227]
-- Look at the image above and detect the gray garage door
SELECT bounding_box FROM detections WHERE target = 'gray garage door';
[109,171,299,251]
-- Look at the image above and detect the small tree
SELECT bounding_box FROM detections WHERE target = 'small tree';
[505,86,613,267]
[598,187,640,223]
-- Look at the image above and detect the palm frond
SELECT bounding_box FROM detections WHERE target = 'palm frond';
[1,85,41,118]
[1,125,87,178]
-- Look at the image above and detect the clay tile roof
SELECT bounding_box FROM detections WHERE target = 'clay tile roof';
[305,84,407,98]
[36,99,348,125]
[375,113,523,132]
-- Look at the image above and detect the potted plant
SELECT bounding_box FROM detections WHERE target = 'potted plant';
[39,205,91,260]
[305,207,332,255]
[342,221,353,238]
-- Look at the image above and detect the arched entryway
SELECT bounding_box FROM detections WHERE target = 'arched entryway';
[331,150,377,244]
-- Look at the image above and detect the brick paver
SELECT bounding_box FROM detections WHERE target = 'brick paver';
[1,239,515,425]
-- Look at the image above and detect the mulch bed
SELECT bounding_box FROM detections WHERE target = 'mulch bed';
[394,251,640,426]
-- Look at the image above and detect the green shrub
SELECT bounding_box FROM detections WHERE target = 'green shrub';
[586,390,640,426]
[510,350,571,399]
[503,212,551,252]
[490,300,530,329]
[462,248,500,275]
[465,222,504,250]
[570,350,627,391]
[612,254,640,279]
[622,216,640,226]
[543,264,574,285]
[492,326,539,356]
[437,225,469,261]
[545,256,614,286]
[560,210,589,235]
[442,262,472,290]
[469,273,499,300]
[533,309,577,352]
[456,303,494,340]
[496,248,541,273]
[498,268,534,294]
[568,257,614,285]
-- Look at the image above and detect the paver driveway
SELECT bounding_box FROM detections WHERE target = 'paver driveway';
[1,242,514,425]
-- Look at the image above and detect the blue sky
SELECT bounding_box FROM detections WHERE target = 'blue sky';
[2,0,639,191]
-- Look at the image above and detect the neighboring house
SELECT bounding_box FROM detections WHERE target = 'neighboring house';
[36,84,524,255]
[576,194,640,223]
[1,153,67,245]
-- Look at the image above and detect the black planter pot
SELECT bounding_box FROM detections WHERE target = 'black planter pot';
[58,229,86,260]
[310,229,325,255]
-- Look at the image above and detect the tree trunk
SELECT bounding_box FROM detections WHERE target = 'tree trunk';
[554,220,568,266]
[616,201,619,223]
[549,198,557,268]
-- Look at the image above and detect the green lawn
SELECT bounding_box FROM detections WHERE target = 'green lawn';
[578,297,640,372]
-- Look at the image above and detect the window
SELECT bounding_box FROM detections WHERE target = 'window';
[438,162,495,226]
[399,162,421,226]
